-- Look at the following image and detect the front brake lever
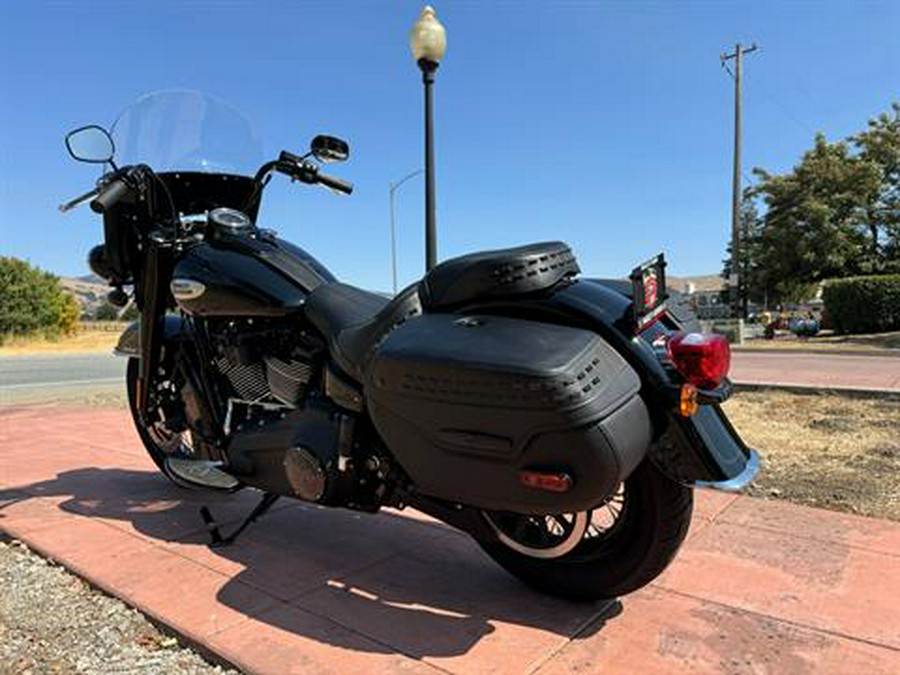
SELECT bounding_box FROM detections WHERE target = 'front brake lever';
[277,150,319,184]
[59,187,100,213]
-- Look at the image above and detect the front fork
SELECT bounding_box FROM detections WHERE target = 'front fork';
[135,235,172,421]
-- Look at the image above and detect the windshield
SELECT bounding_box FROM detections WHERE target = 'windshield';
[110,91,263,176]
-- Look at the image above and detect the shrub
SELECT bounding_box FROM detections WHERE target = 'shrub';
[93,301,120,321]
[822,275,900,334]
[0,256,81,341]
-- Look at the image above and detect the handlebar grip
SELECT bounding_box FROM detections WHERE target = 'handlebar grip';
[317,173,354,195]
[90,178,130,214]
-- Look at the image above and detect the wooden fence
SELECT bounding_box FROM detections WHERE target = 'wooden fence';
[78,321,130,332]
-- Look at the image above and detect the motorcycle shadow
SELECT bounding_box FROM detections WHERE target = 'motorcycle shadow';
[1,467,621,659]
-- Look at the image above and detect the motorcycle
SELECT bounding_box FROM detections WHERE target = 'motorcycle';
[60,91,758,601]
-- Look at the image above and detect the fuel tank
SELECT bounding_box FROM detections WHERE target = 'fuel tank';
[171,235,335,317]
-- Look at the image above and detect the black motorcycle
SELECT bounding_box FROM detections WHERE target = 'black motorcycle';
[60,91,757,601]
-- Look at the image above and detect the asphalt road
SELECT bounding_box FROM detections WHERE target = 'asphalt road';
[0,353,125,405]
[0,353,124,389]
[0,350,897,405]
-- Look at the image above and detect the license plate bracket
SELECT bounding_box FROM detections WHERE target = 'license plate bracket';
[630,253,668,330]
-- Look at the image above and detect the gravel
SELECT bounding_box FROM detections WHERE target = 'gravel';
[0,539,238,674]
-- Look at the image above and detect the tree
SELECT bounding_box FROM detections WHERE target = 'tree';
[91,300,138,321]
[722,190,767,310]
[852,103,900,270]
[93,301,120,321]
[731,103,899,304]
[122,303,139,321]
[0,257,80,339]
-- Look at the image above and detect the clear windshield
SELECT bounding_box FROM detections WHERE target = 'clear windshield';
[110,91,263,176]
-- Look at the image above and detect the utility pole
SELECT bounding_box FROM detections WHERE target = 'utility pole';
[721,42,757,319]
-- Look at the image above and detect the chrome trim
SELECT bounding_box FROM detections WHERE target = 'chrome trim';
[695,448,760,492]
[171,278,206,300]
[223,397,292,436]
[113,325,140,357]
[484,511,589,560]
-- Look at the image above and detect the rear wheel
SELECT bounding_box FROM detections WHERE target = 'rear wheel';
[476,458,692,601]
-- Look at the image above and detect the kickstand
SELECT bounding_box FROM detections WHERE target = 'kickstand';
[199,492,280,548]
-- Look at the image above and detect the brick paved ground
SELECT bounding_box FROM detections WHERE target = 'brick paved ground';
[730,351,900,392]
[1,406,898,674]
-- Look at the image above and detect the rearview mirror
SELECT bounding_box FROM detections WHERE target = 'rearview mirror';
[310,135,349,163]
[65,125,115,164]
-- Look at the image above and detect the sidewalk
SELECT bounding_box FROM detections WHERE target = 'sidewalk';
[730,351,900,393]
[2,406,899,674]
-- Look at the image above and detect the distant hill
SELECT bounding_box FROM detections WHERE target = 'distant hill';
[77,273,105,285]
[667,274,724,294]
[60,275,108,315]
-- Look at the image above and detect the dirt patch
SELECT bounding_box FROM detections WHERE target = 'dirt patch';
[0,329,120,356]
[723,390,900,521]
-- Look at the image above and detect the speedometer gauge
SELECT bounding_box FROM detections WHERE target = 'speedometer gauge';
[208,207,253,238]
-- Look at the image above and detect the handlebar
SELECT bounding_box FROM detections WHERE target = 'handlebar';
[274,150,353,195]
[59,186,100,213]
[317,172,354,195]
[90,177,130,214]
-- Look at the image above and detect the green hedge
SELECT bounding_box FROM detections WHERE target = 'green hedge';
[822,275,900,334]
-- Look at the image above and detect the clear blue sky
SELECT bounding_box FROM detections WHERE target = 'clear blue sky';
[1,1,898,292]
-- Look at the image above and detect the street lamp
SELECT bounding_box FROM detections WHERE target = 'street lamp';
[389,169,423,294]
[409,5,446,272]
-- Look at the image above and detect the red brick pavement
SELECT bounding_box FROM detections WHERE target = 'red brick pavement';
[730,351,900,392]
[1,406,898,674]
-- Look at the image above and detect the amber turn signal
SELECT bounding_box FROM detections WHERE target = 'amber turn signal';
[679,383,699,417]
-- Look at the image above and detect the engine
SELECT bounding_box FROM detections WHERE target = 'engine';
[205,317,324,408]
[194,316,391,511]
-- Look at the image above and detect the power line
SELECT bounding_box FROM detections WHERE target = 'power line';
[723,45,816,137]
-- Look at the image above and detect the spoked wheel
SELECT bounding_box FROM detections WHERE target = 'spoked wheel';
[483,510,591,559]
[126,358,236,490]
[477,459,692,601]
[483,485,626,560]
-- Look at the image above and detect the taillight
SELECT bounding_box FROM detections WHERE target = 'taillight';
[666,331,731,390]
[519,470,573,493]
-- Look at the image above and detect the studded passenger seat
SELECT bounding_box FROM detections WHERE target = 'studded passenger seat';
[418,241,579,310]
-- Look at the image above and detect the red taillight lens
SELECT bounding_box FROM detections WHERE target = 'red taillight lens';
[666,331,731,390]
[519,470,573,493]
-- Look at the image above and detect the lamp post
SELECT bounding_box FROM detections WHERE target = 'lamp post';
[409,5,446,272]
[389,169,423,294]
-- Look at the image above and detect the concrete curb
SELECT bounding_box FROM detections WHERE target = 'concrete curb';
[732,381,900,398]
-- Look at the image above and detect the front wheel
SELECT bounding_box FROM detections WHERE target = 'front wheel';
[476,458,693,601]
[126,357,197,486]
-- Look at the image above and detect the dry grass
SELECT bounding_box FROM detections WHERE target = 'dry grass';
[0,330,120,356]
[723,390,900,521]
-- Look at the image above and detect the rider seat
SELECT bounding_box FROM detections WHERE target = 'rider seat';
[305,241,579,381]
[305,284,421,382]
